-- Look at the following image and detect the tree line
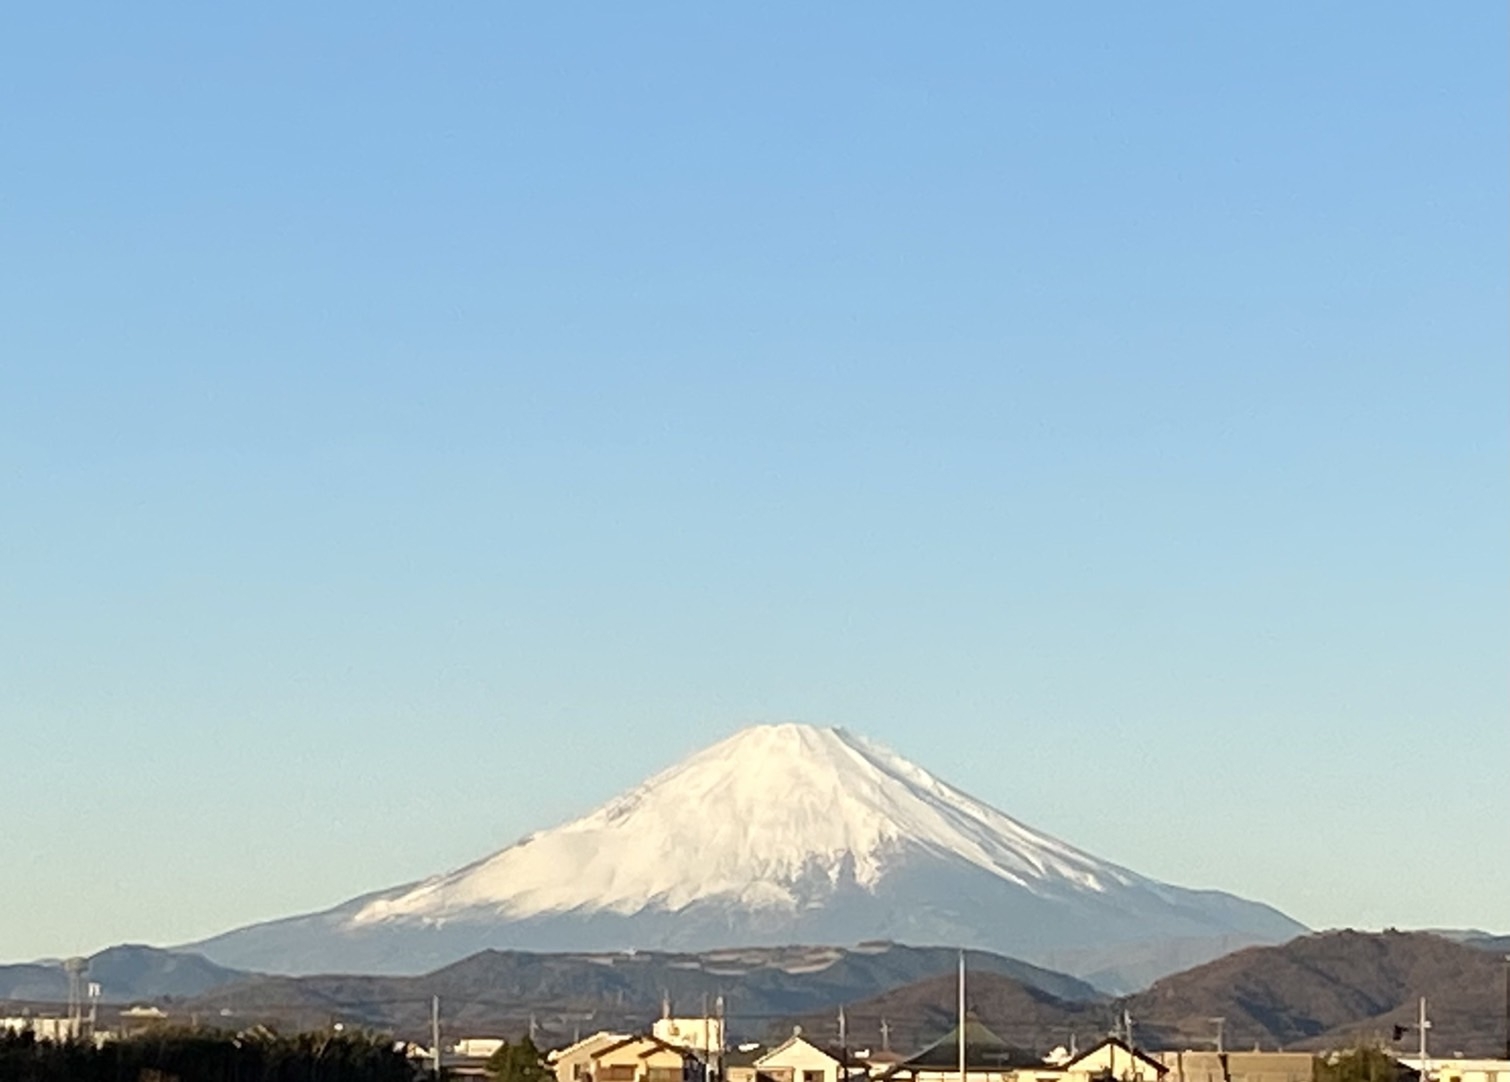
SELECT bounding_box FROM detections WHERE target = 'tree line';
[0,1026,416,1082]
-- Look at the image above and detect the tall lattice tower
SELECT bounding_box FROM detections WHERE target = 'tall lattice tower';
[63,957,88,1039]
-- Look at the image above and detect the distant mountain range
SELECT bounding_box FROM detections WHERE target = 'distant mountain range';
[3,932,1505,1055]
[0,943,1097,1041]
[183,724,1304,990]
[810,930,1510,1059]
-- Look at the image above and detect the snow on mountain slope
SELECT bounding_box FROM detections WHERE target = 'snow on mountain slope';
[351,724,1138,927]
[184,723,1306,986]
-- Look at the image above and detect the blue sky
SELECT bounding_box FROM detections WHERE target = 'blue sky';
[2,4,1505,963]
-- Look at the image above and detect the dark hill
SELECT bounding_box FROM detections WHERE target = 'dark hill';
[789,969,1112,1056]
[0,946,247,1004]
[1126,930,1508,1054]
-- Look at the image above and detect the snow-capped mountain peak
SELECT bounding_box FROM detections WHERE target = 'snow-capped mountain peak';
[349,723,1135,928]
[184,721,1305,985]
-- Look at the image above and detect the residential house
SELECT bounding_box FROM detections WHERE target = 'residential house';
[1053,1038,1168,1082]
[1398,1059,1510,1082]
[551,1032,634,1082]
[591,1034,706,1082]
[724,1044,764,1082]
[118,1006,170,1038]
[755,1034,852,1082]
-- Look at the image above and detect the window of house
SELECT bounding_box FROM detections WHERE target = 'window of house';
[803,1071,824,1082]
[601,1066,636,1081]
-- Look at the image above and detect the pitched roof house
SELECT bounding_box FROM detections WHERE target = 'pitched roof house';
[550,1032,633,1082]
[591,1034,706,1082]
[1056,1038,1168,1082]
[755,1034,855,1082]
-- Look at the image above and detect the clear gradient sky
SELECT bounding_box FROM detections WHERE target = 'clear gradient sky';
[2,5,1506,964]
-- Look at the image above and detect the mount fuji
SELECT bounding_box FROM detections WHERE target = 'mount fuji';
[186,724,1304,989]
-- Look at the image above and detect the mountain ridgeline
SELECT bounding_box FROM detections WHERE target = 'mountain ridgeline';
[5,933,1506,1056]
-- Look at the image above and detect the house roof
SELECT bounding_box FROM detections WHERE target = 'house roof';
[592,1035,695,1062]
[1062,1038,1167,1077]
[755,1034,843,1068]
[898,1018,1040,1072]
[550,1032,631,1063]
[724,1047,764,1068]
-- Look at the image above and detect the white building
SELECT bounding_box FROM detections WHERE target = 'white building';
[456,1037,508,1059]
[1398,1059,1510,1082]
[0,1016,82,1042]
[655,1018,726,1056]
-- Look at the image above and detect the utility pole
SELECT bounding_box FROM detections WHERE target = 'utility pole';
[1209,1018,1225,1056]
[838,1005,848,1082]
[714,994,726,1082]
[880,1019,891,1055]
[1417,997,1430,1082]
[1122,1010,1134,1081]
[1503,956,1509,1060]
[432,995,442,1081]
[703,994,712,1082]
[958,951,967,1082]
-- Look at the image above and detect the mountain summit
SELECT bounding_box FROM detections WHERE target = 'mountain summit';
[356,724,1139,924]
[187,723,1304,988]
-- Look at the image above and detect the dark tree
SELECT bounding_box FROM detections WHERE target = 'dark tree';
[486,1037,552,1082]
